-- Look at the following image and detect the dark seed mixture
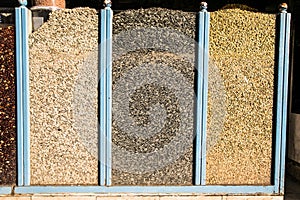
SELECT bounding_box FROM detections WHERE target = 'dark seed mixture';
[0,26,16,185]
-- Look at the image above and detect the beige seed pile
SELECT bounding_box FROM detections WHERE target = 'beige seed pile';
[29,6,276,185]
[29,8,99,185]
[33,0,66,8]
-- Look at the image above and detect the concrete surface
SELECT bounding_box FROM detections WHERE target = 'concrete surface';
[0,196,284,200]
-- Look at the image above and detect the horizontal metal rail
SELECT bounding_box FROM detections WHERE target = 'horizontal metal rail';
[14,185,277,195]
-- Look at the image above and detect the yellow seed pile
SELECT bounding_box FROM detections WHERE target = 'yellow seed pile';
[206,8,276,185]
[221,4,259,12]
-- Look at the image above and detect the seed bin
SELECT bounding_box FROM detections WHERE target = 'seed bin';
[0,0,291,197]
[0,8,16,186]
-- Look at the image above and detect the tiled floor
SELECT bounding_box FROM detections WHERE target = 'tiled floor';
[285,174,300,200]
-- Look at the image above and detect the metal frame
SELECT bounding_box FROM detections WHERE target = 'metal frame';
[0,187,11,195]
[15,5,24,187]
[273,4,291,194]
[99,7,107,187]
[105,5,113,186]
[15,0,31,187]
[14,185,276,195]
[280,13,291,193]
[7,1,291,196]
[99,1,113,186]
[195,2,209,186]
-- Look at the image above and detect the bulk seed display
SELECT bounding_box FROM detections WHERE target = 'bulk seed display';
[0,26,16,185]
[111,8,197,186]
[33,0,66,8]
[207,8,276,185]
[29,8,99,185]
[29,6,276,185]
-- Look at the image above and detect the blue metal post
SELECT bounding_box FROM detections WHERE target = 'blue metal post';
[21,5,30,186]
[279,7,291,194]
[15,6,24,187]
[201,6,210,185]
[274,10,285,193]
[15,0,30,186]
[105,2,113,186]
[274,3,291,194]
[195,2,208,186]
[99,9,107,186]
[195,9,204,186]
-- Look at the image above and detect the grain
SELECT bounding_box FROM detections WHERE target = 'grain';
[206,8,276,185]
[0,26,16,185]
[111,8,198,185]
[33,0,66,8]
[29,6,276,186]
[112,50,194,185]
[29,8,98,185]
[111,7,275,185]
[221,4,259,12]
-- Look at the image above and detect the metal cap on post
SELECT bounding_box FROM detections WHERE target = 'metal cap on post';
[18,0,28,6]
[279,3,288,13]
[200,2,208,12]
[104,0,112,8]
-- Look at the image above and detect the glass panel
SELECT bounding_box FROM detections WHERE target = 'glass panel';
[111,8,196,186]
[29,8,98,185]
[0,9,16,185]
[206,7,276,185]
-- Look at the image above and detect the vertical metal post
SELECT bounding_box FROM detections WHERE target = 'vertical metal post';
[105,1,113,186]
[21,5,30,186]
[201,5,210,185]
[15,6,24,187]
[274,3,291,194]
[99,0,113,186]
[195,2,209,186]
[280,4,291,194]
[99,8,107,186]
[16,0,30,186]
[274,7,285,192]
